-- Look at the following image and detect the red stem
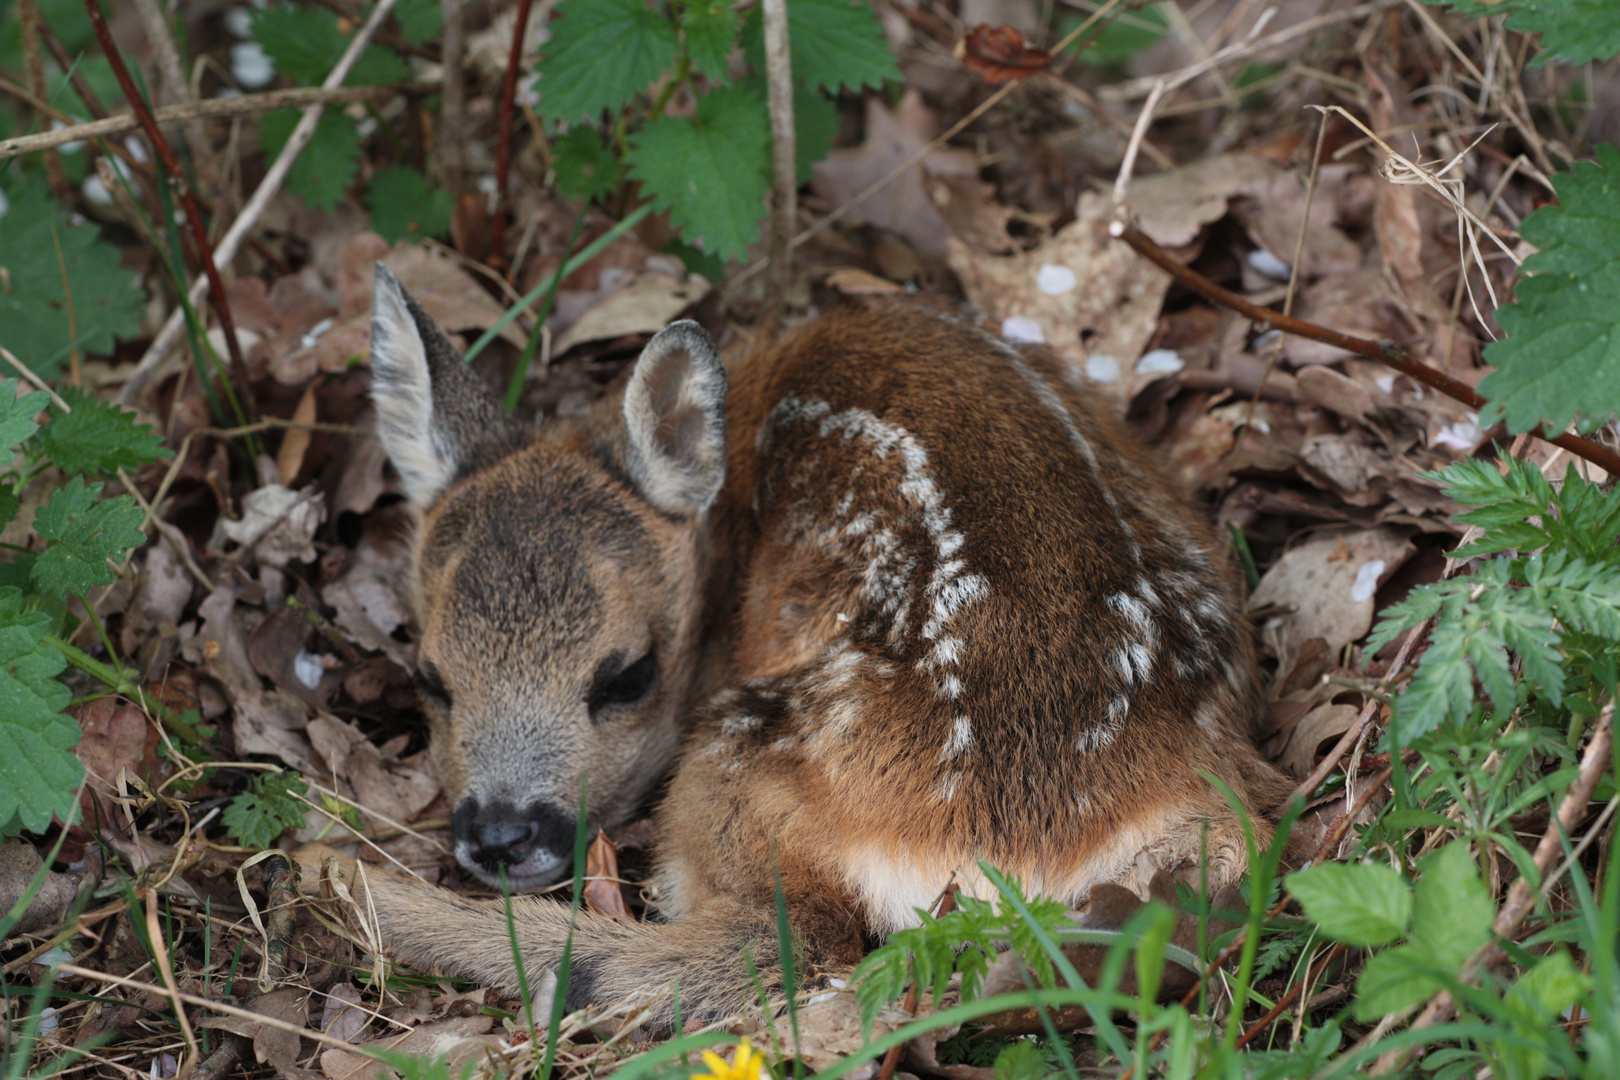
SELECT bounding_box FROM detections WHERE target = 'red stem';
[489,0,536,274]
[1112,224,1620,478]
[83,0,252,411]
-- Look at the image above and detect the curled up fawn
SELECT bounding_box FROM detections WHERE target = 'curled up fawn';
[296,264,1291,1024]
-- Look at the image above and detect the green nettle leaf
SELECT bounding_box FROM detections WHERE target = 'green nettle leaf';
[1477,144,1620,435]
[0,175,147,380]
[251,7,410,86]
[681,0,739,82]
[628,83,770,262]
[365,166,454,243]
[392,0,443,46]
[743,0,899,95]
[1424,1,1620,65]
[1285,861,1411,947]
[794,85,838,183]
[259,109,362,211]
[39,388,172,477]
[30,477,147,599]
[551,127,624,203]
[222,771,310,849]
[0,586,84,836]
[535,0,680,125]
[0,379,51,449]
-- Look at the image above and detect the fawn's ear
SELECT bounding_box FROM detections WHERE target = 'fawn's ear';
[622,321,728,516]
[369,264,523,506]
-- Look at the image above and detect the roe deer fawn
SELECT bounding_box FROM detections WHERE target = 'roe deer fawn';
[297,264,1289,1024]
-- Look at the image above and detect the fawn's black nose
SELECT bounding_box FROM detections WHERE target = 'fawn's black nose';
[452,798,575,880]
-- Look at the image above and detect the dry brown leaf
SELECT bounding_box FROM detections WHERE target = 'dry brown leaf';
[583,832,632,919]
[307,715,440,826]
[956,24,1052,82]
[320,982,369,1043]
[943,188,1169,406]
[73,698,159,826]
[810,91,979,255]
[277,382,319,485]
[221,485,325,568]
[1278,702,1361,779]
[551,272,708,356]
[0,840,79,938]
[825,268,905,295]
[1248,528,1415,670]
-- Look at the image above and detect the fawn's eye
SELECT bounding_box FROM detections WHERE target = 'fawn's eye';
[588,651,657,717]
[414,661,451,710]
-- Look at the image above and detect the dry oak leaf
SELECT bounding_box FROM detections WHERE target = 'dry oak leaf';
[956,24,1052,82]
[551,271,708,356]
[810,90,978,255]
[583,831,633,919]
[1248,527,1415,671]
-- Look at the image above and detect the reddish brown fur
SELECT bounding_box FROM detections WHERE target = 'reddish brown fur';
[300,291,1289,1026]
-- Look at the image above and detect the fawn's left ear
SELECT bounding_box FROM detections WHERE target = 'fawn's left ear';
[621,321,728,516]
[369,264,524,506]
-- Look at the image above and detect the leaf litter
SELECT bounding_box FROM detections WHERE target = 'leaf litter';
[3,0,1616,1077]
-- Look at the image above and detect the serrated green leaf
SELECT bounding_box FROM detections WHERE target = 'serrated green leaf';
[1062,3,1171,66]
[0,489,19,531]
[0,586,83,835]
[393,0,442,46]
[0,174,147,380]
[1285,861,1411,946]
[552,127,623,202]
[251,7,410,86]
[39,387,171,477]
[30,477,146,599]
[743,0,899,94]
[0,379,50,450]
[259,109,361,212]
[1352,944,1439,1022]
[1423,0,1620,65]
[365,166,454,242]
[1408,843,1494,968]
[681,0,739,82]
[534,0,679,125]
[628,82,769,261]
[222,770,309,849]
[1478,144,1620,435]
[795,85,837,183]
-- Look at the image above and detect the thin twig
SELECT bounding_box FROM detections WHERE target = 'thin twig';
[117,0,405,406]
[82,0,252,411]
[435,0,466,193]
[1234,943,1348,1050]
[1109,222,1620,477]
[762,0,797,326]
[489,0,537,273]
[131,0,221,197]
[1370,705,1614,1073]
[876,883,959,1080]
[0,84,409,161]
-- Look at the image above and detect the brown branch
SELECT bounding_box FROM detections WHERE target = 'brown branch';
[1370,705,1614,1073]
[0,84,413,161]
[762,0,797,328]
[488,0,536,274]
[876,884,959,1080]
[1110,223,1620,478]
[83,0,253,413]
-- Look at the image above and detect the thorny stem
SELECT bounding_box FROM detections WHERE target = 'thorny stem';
[1111,223,1620,478]
[81,0,254,422]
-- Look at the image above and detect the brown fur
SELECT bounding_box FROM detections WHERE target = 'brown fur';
[300,272,1289,1027]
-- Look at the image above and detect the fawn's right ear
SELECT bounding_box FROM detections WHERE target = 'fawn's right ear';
[369,264,523,506]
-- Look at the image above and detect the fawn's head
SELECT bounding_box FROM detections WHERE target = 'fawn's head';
[368,265,727,888]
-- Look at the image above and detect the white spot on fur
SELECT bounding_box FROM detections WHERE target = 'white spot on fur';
[1108,695,1130,725]
[940,714,974,761]
[1194,703,1222,734]
[1076,724,1116,753]
[937,771,961,802]
[721,713,760,735]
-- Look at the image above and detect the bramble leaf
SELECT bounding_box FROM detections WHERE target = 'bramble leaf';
[743,0,899,95]
[222,771,310,849]
[628,83,770,261]
[534,0,679,125]
[0,379,51,450]
[0,586,83,836]
[1285,861,1411,947]
[393,0,442,46]
[259,109,361,211]
[681,0,738,83]
[552,127,623,202]
[365,166,454,243]
[1477,144,1620,435]
[0,174,147,380]
[251,7,410,86]
[30,477,146,599]
[1424,1,1620,65]
[39,388,171,477]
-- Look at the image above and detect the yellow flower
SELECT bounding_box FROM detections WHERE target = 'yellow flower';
[692,1037,767,1080]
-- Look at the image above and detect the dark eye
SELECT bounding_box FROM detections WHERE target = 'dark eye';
[414,661,451,710]
[588,651,657,717]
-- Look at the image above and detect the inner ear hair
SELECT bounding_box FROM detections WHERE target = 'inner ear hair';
[623,321,728,517]
[369,263,526,506]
